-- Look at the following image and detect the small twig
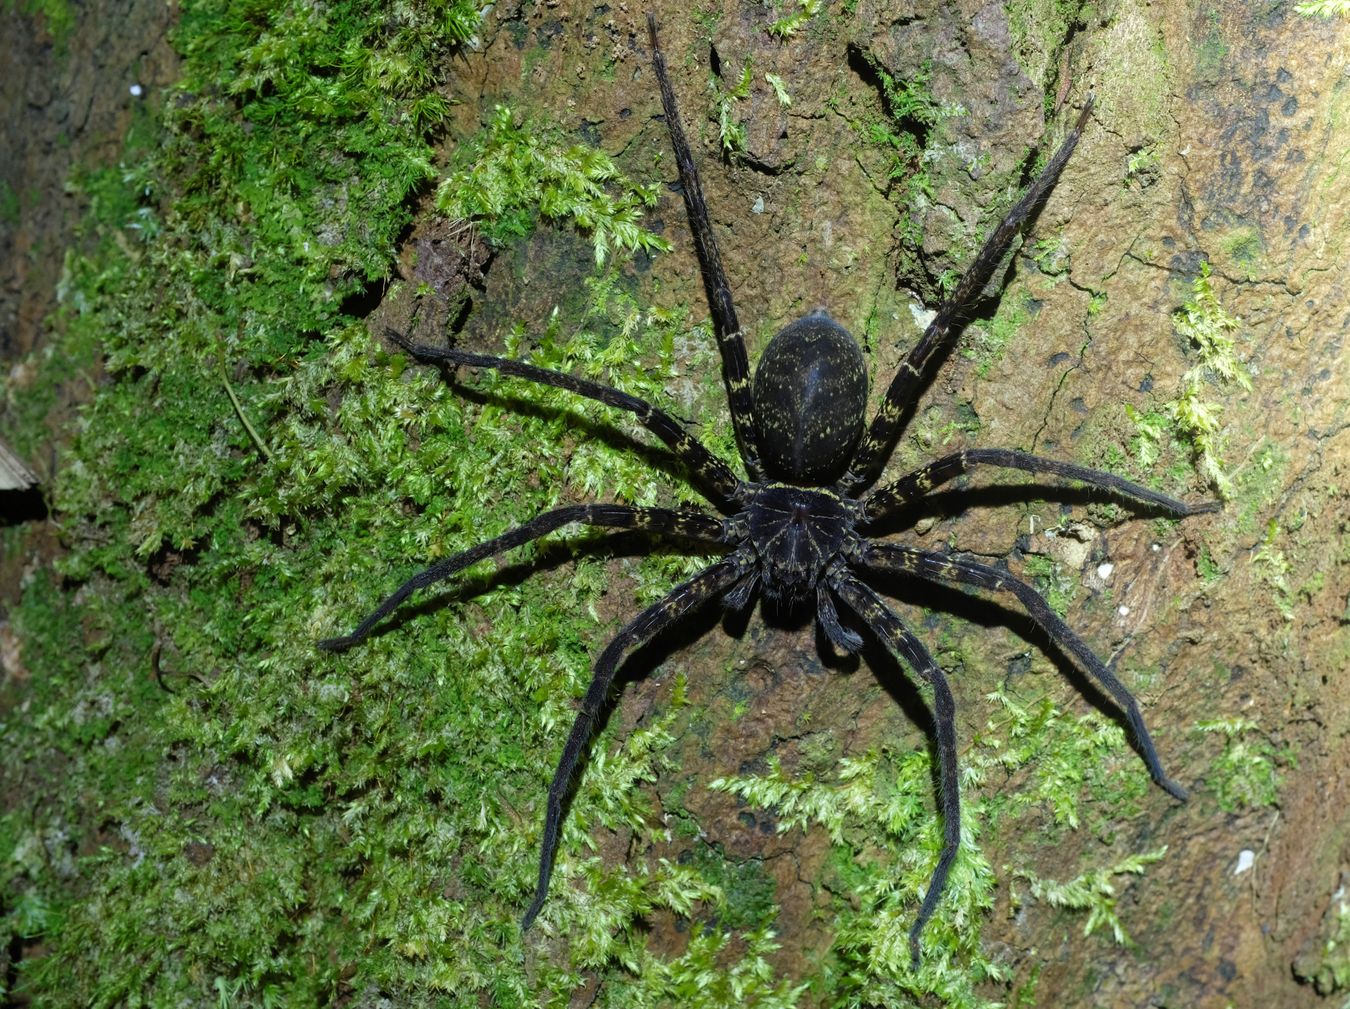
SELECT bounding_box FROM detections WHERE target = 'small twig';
[220,358,272,461]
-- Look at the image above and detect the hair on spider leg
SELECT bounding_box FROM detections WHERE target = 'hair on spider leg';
[320,13,1217,966]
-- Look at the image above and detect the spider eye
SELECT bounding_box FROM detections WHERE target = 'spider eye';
[752,310,867,485]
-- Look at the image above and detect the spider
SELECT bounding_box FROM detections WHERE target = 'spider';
[320,15,1216,963]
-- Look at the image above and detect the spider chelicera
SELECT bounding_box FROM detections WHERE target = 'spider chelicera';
[321,15,1217,962]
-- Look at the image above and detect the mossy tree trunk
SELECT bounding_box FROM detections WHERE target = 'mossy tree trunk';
[449,2,1350,1005]
[2,0,1348,1006]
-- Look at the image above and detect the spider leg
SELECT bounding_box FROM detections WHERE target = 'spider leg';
[391,333,746,511]
[860,447,1221,525]
[647,15,763,481]
[841,97,1096,496]
[318,504,729,652]
[830,570,960,969]
[523,547,752,929]
[862,542,1188,799]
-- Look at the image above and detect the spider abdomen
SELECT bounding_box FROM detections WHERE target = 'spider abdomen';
[747,484,852,601]
[752,310,867,485]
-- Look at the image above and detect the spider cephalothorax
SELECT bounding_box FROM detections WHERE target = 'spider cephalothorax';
[321,15,1215,963]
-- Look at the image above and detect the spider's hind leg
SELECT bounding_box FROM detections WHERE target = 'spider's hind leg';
[646,15,763,480]
[863,542,1188,800]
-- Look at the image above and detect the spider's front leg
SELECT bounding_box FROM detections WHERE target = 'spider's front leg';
[524,547,754,929]
[863,542,1188,800]
[830,570,961,968]
[389,332,747,512]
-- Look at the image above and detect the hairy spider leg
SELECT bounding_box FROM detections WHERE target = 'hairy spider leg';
[831,572,961,969]
[860,448,1222,525]
[862,542,1188,799]
[523,548,755,929]
[389,334,747,511]
[647,15,764,481]
[318,504,729,652]
[841,98,1097,496]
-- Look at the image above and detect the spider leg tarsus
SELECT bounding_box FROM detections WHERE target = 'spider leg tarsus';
[317,632,359,653]
[1159,775,1189,802]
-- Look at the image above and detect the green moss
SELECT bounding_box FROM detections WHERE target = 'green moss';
[6,0,75,44]
[0,179,19,224]
[1090,0,1173,146]
[1004,0,1091,90]
[972,688,1152,836]
[1194,7,1228,84]
[698,671,1170,1003]
[1293,890,1350,996]
[1296,0,1350,14]
[1125,262,1249,497]
[1231,439,1286,536]
[1195,544,1223,585]
[1251,519,1295,621]
[684,843,779,931]
[1013,847,1169,945]
[1193,715,1291,812]
[835,51,963,268]
[436,105,671,265]
[1022,554,1075,617]
[711,56,754,156]
[711,748,1005,1008]
[765,72,792,108]
[1124,146,1160,187]
[1222,226,1263,267]
[767,0,823,39]
[689,3,721,39]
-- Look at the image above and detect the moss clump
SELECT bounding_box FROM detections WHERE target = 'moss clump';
[1005,0,1092,91]
[767,0,824,39]
[1013,847,1169,946]
[711,56,754,156]
[704,678,1172,1005]
[1127,261,1250,497]
[1021,554,1076,617]
[436,105,670,265]
[1296,0,1350,14]
[963,288,1032,376]
[1194,716,1291,812]
[711,747,1005,1008]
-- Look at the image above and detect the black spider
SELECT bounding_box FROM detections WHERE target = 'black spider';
[321,15,1216,963]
